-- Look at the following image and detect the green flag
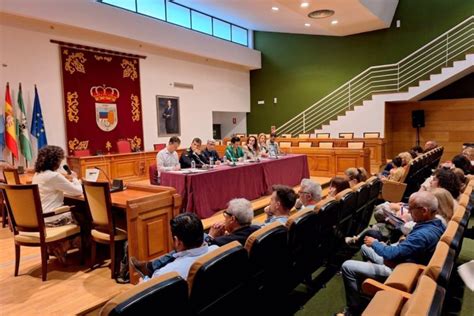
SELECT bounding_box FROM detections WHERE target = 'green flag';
[18,83,33,162]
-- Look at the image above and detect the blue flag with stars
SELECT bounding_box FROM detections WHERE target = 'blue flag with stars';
[31,85,47,149]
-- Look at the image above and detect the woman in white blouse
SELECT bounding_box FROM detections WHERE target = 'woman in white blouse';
[32,145,83,227]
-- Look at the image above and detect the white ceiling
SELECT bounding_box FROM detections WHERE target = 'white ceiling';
[174,0,399,36]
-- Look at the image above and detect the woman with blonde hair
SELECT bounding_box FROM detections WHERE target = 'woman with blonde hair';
[430,187,454,227]
[398,151,413,167]
[257,133,269,157]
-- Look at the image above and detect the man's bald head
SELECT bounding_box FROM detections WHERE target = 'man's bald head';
[408,191,438,222]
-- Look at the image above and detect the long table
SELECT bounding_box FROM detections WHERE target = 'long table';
[160,154,309,219]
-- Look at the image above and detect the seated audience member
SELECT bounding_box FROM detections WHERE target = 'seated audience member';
[398,151,412,167]
[430,187,454,227]
[430,168,462,200]
[295,178,323,210]
[452,154,472,175]
[244,135,259,160]
[156,136,181,172]
[205,198,260,246]
[262,185,297,226]
[225,136,244,162]
[340,191,445,315]
[462,146,474,166]
[423,140,438,152]
[267,133,280,157]
[132,213,218,281]
[130,199,259,279]
[410,145,423,157]
[328,176,351,197]
[258,133,269,157]
[385,156,404,182]
[180,137,207,168]
[344,167,368,187]
[32,145,83,227]
[452,168,468,192]
[202,139,221,165]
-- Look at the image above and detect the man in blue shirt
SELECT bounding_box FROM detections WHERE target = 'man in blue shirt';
[340,191,445,315]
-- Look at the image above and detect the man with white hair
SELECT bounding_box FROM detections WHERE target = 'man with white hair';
[295,178,322,211]
[206,198,260,246]
[338,191,445,316]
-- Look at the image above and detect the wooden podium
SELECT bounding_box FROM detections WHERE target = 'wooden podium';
[67,151,158,182]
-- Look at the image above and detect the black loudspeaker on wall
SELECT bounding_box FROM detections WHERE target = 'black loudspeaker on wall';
[412,110,425,128]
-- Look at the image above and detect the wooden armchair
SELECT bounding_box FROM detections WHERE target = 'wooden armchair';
[82,181,127,278]
[0,184,81,281]
[3,168,21,184]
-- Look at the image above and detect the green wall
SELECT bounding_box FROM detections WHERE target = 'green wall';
[248,0,474,133]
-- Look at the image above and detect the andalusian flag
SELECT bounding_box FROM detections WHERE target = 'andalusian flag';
[4,83,19,159]
[18,83,33,162]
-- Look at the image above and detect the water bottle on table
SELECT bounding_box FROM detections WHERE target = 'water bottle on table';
[191,160,196,169]
[210,157,214,167]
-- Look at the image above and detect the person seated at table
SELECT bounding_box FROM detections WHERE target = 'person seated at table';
[202,139,221,165]
[244,135,259,160]
[180,137,207,168]
[134,213,219,281]
[262,185,297,226]
[225,136,244,162]
[205,198,260,246]
[267,132,280,157]
[328,176,350,197]
[32,145,84,263]
[294,178,323,211]
[32,145,83,227]
[344,167,368,187]
[156,136,181,172]
[258,133,269,157]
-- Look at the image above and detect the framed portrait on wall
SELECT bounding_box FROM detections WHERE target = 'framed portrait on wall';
[156,95,180,136]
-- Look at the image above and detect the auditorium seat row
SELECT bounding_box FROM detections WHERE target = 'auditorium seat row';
[235,132,380,139]
[361,184,473,316]
[92,177,384,315]
[382,146,444,202]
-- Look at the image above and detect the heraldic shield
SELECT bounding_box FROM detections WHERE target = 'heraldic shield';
[90,85,119,132]
[95,103,118,131]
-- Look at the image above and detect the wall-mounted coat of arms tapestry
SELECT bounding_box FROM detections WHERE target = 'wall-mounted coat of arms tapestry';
[59,45,144,155]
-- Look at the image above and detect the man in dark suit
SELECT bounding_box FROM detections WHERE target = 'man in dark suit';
[179,137,207,168]
[205,198,260,246]
[162,99,176,134]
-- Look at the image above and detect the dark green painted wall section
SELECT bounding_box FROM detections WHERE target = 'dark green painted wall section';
[248,0,474,133]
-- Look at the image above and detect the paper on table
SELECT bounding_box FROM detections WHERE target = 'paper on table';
[458,260,474,291]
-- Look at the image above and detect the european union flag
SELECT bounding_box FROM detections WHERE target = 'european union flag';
[0,114,4,157]
[31,85,48,149]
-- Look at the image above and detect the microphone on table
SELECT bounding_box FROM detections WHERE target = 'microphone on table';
[193,152,206,166]
[94,166,124,193]
[63,164,72,175]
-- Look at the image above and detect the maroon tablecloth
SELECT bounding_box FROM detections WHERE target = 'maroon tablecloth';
[160,154,309,218]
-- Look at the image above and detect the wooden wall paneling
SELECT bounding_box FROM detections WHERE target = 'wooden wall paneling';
[385,98,474,161]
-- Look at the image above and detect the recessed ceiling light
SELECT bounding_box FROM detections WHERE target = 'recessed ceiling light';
[271,6,279,11]
[331,20,338,25]
[301,2,309,8]
[304,23,311,27]
[308,9,335,19]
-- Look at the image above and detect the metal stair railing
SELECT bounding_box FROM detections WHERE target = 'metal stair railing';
[276,16,473,136]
